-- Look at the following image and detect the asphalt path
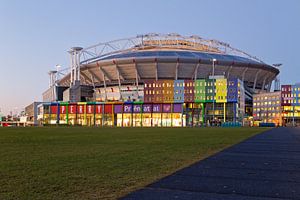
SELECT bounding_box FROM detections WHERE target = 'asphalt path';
[122,127,300,200]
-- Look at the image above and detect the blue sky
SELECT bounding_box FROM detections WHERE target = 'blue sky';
[0,0,299,115]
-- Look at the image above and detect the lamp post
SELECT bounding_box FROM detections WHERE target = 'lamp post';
[212,58,217,123]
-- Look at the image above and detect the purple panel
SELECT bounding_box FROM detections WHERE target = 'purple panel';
[133,105,142,113]
[173,104,183,113]
[152,104,161,113]
[114,105,122,113]
[123,104,132,113]
[163,104,172,113]
[143,104,152,113]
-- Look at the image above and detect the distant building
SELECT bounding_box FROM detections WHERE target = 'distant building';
[281,83,300,126]
[253,91,281,125]
[24,102,44,126]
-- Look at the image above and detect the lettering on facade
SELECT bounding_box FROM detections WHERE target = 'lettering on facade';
[124,105,132,113]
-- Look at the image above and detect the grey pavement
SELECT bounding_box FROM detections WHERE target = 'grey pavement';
[121,127,300,200]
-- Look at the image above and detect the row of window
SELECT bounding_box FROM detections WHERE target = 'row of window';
[253,101,281,106]
[254,107,280,112]
[282,100,300,104]
[145,81,231,88]
[253,96,280,101]
[255,113,280,117]
[281,87,300,92]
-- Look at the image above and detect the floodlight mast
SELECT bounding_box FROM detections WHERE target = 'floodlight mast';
[69,47,83,86]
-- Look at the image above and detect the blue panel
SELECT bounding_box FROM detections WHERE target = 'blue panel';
[227,78,238,103]
[174,80,185,103]
[292,84,300,106]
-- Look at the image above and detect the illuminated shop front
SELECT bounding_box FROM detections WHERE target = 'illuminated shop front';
[68,104,77,125]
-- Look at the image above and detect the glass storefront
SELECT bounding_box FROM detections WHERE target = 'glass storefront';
[95,114,102,126]
[142,113,152,127]
[152,113,162,127]
[103,114,113,126]
[133,113,142,127]
[59,114,67,124]
[122,114,132,127]
[77,114,85,126]
[162,113,172,127]
[172,113,182,127]
[68,114,76,125]
[86,114,94,126]
[43,102,241,127]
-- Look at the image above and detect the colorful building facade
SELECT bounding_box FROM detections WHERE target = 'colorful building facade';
[42,77,245,127]
[281,84,300,125]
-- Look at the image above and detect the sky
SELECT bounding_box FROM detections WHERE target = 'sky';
[0,0,299,115]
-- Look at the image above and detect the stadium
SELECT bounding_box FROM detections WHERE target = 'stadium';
[41,33,280,127]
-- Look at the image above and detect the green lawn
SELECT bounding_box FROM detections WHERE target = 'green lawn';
[0,127,268,199]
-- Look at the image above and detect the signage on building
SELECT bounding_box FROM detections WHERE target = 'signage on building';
[142,104,152,113]
[60,106,66,114]
[69,105,76,114]
[152,104,161,113]
[77,105,85,114]
[123,104,132,113]
[95,105,102,114]
[86,105,94,114]
[133,105,142,113]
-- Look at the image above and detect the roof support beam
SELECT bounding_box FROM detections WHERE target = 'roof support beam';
[80,71,93,84]
[99,66,112,82]
[134,62,141,80]
[99,67,107,101]
[253,69,261,90]
[226,66,233,79]
[134,62,139,87]
[242,67,248,82]
[116,65,123,100]
[115,65,124,80]
[155,61,158,81]
[87,69,102,83]
[267,81,272,92]
[175,61,179,80]
[134,62,140,98]
[261,72,269,92]
[193,63,200,80]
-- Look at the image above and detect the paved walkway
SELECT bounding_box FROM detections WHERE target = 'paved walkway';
[122,127,300,200]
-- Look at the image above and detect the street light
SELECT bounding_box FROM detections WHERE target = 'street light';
[212,58,217,123]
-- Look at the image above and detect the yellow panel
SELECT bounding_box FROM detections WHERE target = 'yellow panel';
[216,78,227,103]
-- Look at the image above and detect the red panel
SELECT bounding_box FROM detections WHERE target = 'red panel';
[77,105,85,114]
[104,104,113,114]
[51,106,58,114]
[69,105,77,114]
[86,105,94,114]
[95,105,102,114]
[60,105,66,114]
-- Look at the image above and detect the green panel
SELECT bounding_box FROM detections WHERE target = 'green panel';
[195,79,206,103]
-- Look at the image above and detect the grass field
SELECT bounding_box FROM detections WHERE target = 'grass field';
[0,127,268,199]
